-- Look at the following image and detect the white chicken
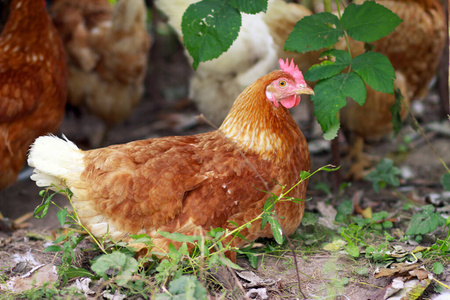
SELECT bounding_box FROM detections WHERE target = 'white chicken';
[155,0,279,126]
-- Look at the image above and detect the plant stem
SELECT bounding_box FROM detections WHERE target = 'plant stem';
[323,0,331,13]
[335,0,352,60]
[65,190,107,254]
[438,221,450,252]
[433,277,450,290]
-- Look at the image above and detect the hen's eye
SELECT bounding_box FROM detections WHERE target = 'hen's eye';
[278,80,286,87]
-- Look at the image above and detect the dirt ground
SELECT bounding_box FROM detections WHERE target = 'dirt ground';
[0,34,449,299]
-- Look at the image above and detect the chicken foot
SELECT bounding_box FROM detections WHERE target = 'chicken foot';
[345,136,378,181]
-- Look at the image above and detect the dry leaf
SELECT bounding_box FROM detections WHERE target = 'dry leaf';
[236,270,275,288]
[375,262,422,279]
[0,264,58,293]
[409,269,431,281]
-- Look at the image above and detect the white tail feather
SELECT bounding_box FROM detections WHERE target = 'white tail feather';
[28,135,85,190]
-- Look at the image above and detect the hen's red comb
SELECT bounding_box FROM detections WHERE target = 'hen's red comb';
[279,58,306,85]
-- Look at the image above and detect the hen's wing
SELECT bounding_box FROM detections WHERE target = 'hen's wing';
[75,135,208,237]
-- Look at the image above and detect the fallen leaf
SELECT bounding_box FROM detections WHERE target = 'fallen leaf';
[386,245,409,258]
[102,290,127,300]
[362,206,373,219]
[409,268,431,281]
[375,262,422,279]
[374,277,405,300]
[71,277,96,296]
[245,288,268,300]
[236,270,275,288]
[323,239,347,252]
[411,245,429,253]
[385,279,431,300]
[0,264,58,293]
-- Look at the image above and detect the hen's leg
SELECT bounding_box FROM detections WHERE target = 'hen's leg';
[345,136,373,181]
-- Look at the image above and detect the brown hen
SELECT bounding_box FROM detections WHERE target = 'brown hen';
[28,59,313,261]
[0,0,67,189]
[339,0,446,180]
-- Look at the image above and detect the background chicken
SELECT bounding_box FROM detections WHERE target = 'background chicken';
[28,59,313,261]
[263,0,322,77]
[50,0,151,145]
[338,0,447,179]
[0,0,67,189]
[155,0,319,126]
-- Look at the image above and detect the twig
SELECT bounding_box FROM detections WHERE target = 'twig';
[227,264,246,297]
[282,227,307,299]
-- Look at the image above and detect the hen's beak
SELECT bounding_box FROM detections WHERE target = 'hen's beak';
[296,85,314,95]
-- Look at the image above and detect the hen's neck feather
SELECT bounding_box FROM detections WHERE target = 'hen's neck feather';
[219,71,303,161]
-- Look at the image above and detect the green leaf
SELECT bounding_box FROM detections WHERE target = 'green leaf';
[323,239,346,252]
[33,202,50,219]
[91,252,138,286]
[319,165,341,172]
[56,208,67,226]
[285,12,343,53]
[158,231,202,244]
[312,72,366,139]
[356,267,369,275]
[218,255,244,270]
[129,233,154,245]
[351,51,395,94]
[382,221,393,229]
[335,199,353,222]
[372,211,389,222]
[168,242,190,259]
[267,216,284,244]
[390,86,404,136]
[231,230,248,241]
[53,234,68,244]
[228,0,267,14]
[247,253,259,269]
[406,205,446,236]
[365,158,401,193]
[34,190,57,219]
[305,49,351,81]
[440,173,450,191]
[301,212,318,226]
[182,0,241,69]
[344,240,359,258]
[44,245,62,252]
[165,276,208,300]
[300,171,311,180]
[432,262,444,275]
[341,2,402,43]
[323,123,340,140]
[261,197,276,229]
[208,227,225,239]
[65,267,94,278]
